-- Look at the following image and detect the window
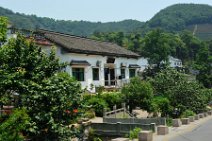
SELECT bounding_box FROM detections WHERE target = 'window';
[121,68,125,79]
[72,68,84,81]
[92,68,99,80]
[129,69,136,78]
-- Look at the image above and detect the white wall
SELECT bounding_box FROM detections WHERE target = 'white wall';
[54,46,147,92]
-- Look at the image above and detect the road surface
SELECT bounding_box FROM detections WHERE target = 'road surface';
[170,118,212,141]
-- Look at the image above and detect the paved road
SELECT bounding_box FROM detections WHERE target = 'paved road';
[170,118,212,141]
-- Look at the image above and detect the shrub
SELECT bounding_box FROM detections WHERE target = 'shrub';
[181,110,196,118]
[84,109,95,119]
[122,77,154,112]
[0,108,30,141]
[100,92,124,110]
[86,97,108,117]
[126,127,142,139]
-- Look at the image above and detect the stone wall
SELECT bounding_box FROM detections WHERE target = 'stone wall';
[90,122,156,136]
[103,117,166,126]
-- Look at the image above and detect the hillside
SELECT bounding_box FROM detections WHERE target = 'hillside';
[146,4,212,31]
[0,7,144,36]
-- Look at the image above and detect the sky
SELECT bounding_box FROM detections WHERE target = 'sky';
[1,0,212,22]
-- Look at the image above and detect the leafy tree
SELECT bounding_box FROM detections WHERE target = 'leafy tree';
[151,96,172,117]
[141,29,174,68]
[0,34,82,140]
[170,81,206,115]
[0,16,7,44]
[180,31,202,62]
[151,68,208,117]
[121,77,153,112]
[194,43,212,88]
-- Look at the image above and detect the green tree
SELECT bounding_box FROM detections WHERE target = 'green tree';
[0,34,82,140]
[121,77,153,112]
[141,29,174,68]
[0,16,7,44]
[194,43,212,88]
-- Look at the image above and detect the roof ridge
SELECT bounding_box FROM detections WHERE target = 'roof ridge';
[37,29,120,46]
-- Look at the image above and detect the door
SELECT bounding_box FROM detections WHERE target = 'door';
[104,68,115,86]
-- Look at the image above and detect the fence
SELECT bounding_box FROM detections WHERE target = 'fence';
[90,122,156,136]
[103,117,166,126]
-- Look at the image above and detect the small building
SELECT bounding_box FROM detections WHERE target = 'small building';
[30,29,147,92]
[169,56,183,68]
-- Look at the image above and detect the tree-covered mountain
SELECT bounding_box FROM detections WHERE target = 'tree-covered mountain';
[0,6,144,36]
[142,4,212,40]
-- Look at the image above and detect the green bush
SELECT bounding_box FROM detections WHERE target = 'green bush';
[86,97,108,117]
[84,109,95,119]
[181,110,196,118]
[166,117,173,127]
[0,108,30,141]
[126,127,142,139]
[100,92,124,110]
[122,77,154,112]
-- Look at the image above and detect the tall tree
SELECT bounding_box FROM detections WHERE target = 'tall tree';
[0,16,8,44]
[141,29,173,67]
[194,43,212,88]
[0,33,82,140]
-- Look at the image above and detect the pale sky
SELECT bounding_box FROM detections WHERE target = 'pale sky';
[1,0,212,22]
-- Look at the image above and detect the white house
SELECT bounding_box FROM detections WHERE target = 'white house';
[30,29,148,92]
[168,56,183,68]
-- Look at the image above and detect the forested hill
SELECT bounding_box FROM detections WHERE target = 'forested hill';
[143,4,212,40]
[0,7,144,36]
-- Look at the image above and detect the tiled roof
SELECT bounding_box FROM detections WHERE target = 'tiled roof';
[36,29,140,58]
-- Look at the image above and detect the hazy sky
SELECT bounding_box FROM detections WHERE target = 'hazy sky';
[1,0,212,22]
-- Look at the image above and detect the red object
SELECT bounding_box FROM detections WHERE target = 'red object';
[73,109,78,113]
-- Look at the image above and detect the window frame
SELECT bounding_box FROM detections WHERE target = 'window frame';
[72,67,85,81]
[92,68,100,81]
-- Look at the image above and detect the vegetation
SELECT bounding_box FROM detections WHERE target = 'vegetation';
[0,19,83,140]
[0,7,143,36]
[0,108,30,141]
[0,16,7,43]
[144,4,212,32]
[180,110,196,118]
[126,127,142,140]
[122,77,154,112]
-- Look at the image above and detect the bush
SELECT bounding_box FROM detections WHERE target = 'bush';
[151,96,172,117]
[100,92,124,110]
[126,127,142,139]
[84,109,95,119]
[0,108,30,141]
[181,110,196,118]
[122,77,154,112]
[86,97,108,117]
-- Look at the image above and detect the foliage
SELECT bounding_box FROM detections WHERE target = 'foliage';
[194,42,212,88]
[141,29,176,67]
[150,68,187,97]
[100,92,124,110]
[0,108,30,141]
[84,109,96,119]
[170,81,206,116]
[145,4,212,32]
[121,77,153,112]
[0,16,7,43]
[151,96,172,117]
[85,97,108,117]
[180,110,196,118]
[0,7,144,36]
[0,34,82,140]
[90,32,143,52]
[126,127,142,140]
[166,117,173,127]
[151,68,208,117]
